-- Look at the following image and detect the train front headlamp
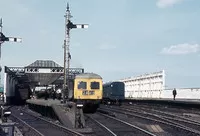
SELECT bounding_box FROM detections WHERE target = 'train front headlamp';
[76,104,83,108]
[3,111,11,117]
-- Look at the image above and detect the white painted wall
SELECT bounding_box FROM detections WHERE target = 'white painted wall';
[162,88,200,99]
[119,70,200,100]
[120,70,165,98]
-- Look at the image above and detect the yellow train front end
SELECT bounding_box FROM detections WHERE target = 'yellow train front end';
[74,73,103,113]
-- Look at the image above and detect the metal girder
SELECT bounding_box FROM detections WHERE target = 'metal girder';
[4,66,28,83]
[5,66,84,75]
[6,67,25,73]
[67,68,84,75]
[4,66,19,79]
[5,66,84,86]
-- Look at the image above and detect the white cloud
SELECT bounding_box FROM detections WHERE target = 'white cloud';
[98,43,116,50]
[156,0,185,8]
[161,43,200,55]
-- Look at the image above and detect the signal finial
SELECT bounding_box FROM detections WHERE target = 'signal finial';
[67,2,69,11]
[0,18,2,32]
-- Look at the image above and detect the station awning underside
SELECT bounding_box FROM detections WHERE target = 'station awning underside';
[5,60,84,86]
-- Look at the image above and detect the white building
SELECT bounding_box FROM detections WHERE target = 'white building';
[119,70,165,99]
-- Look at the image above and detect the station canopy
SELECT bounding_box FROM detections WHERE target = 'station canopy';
[25,60,63,86]
[5,60,84,87]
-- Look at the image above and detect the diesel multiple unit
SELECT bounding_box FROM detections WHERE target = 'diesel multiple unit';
[68,73,103,113]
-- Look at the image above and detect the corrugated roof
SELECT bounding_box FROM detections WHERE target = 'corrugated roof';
[103,81,124,85]
[26,60,62,68]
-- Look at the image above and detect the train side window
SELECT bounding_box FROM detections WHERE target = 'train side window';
[78,81,87,89]
[91,82,100,89]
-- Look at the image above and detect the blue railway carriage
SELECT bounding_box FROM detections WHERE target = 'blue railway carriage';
[102,81,125,105]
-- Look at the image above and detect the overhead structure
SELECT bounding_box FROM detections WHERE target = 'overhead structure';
[63,3,88,102]
[24,60,64,86]
[3,60,84,104]
[4,60,84,87]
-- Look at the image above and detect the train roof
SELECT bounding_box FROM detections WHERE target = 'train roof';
[75,73,102,79]
[103,81,124,85]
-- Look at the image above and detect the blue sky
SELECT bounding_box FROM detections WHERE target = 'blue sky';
[0,0,200,88]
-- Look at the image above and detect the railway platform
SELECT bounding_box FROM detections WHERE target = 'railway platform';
[26,98,92,133]
[126,98,200,108]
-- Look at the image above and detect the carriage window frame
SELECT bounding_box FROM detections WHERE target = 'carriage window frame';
[78,81,87,89]
[90,81,100,89]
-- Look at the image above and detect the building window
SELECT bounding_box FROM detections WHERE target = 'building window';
[78,81,87,89]
[91,82,100,89]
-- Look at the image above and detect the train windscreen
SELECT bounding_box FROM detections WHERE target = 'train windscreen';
[78,81,87,89]
[91,82,100,89]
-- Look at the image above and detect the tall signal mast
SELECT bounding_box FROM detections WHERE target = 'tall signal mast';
[0,18,22,60]
[63,3,88,103]
[0,18,22,82]
[0,18,22,93]
[0,18,3,62]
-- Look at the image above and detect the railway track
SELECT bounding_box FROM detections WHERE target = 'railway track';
[10,114,44,136]
[122,104,200,131]
[99,105,200,136]
[9,106,84,136]
[85,113,156,136]
[127,102,200,121]
[85,114,117,136]
[125,102,200,116]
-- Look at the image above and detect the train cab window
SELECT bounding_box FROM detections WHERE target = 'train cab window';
[91,82,100,89]
[78,81,87,89]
